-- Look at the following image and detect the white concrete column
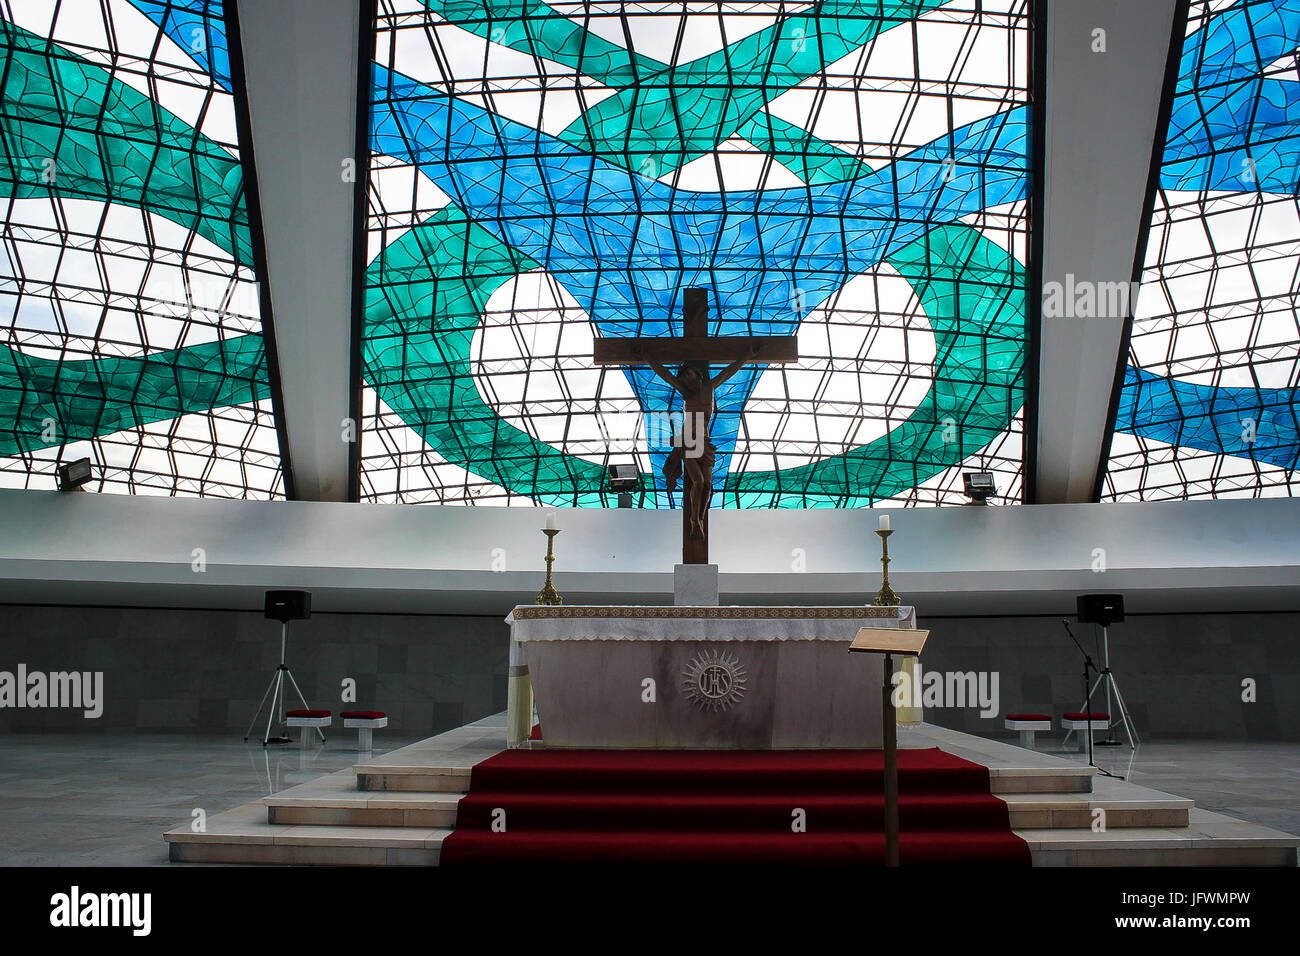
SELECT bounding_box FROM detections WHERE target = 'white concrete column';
[235,0,365,501]
[1033,0,1183,502]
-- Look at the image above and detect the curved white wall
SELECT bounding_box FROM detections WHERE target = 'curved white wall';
[1,489,1297,616]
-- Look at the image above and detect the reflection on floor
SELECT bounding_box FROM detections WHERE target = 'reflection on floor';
[1124,742,1300,837]
[0,727,1296,865]
[963,733,1300,836]
[0,733,423,866]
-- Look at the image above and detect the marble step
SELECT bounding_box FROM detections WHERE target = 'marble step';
[1000,773,1194,829]
[987,767,1097,794]
[272,794,1186,831]
[1001,792,1191,829]
[163,718,1299,866]
[166,802,1294,867]
[353,764,475,790]
[352,718,1101,795]
[215,724,1202,846]
[265,769,464,827]
[354,764,471,793]
[355,768,1097,795]
[1022,808,1300,866]
[271,774,1184,831]
[909,724,1103,795]
[165,803,449,866]
[276,764,1177,832]
[349,718,505,793]
[353,761,1096,797]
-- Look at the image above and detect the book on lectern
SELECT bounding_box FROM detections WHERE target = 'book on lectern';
[848,627,930,656]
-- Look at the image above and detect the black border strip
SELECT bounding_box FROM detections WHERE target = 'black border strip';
[1088,0,1192,502]
[223,0,297,500]
[1022,0,1048,504]
[348,0,379,503]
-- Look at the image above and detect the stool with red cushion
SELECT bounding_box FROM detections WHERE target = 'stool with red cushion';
[1004,713,1052,750]
[1061,711,1111,751]
[285,709,332,748]
[341,711,388,751]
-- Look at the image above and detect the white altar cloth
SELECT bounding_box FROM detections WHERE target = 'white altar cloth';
[507,604,916,641]
[506,605,919,749]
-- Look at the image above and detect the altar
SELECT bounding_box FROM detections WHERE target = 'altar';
[506,605,919,749]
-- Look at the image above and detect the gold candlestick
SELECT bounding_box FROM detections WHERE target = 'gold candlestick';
[872,528,901,607]
[535,528,563,606]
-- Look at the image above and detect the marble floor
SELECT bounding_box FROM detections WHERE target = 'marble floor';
[970,736,1300,836]
[1123,742,1300,836]
[0,732,1296,866]
[0,733,423,866]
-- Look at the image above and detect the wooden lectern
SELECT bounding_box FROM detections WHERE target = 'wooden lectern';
[849,626,930,867]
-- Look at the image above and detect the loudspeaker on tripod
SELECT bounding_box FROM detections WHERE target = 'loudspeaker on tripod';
[264,589,311,622]
[1073,592,1139,751]
[246,590,320,746]
[1077,593,1124,626]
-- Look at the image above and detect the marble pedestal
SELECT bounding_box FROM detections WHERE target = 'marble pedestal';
[506,605,917,749]
[673,564,718,605]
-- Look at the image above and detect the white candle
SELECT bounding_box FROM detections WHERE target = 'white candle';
[878,514,890,532]
[545,512,557,531]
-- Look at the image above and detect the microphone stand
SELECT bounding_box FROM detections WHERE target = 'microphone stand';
[1061,619,1118,779]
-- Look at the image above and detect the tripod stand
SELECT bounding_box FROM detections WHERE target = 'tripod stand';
[244,619,324,747]
[1084,624,1140,748]
[1060,619,1110,776]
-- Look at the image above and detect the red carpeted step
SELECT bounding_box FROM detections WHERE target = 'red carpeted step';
[465,747,994,795]
[453,792,1013,832]
[441,747,1031,865]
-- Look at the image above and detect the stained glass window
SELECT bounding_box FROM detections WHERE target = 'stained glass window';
[0,0,282,497]
[362,0,1032,507]
[1102,0,1300,501]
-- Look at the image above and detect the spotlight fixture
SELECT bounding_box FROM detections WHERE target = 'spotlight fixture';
[961,471,996,505]
[56,457,92,492]
[607,463,640,508]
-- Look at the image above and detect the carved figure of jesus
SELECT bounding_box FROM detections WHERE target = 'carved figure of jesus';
[634,346,758,539]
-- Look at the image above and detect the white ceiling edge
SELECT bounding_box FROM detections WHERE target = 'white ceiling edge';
[2,488,1298,617]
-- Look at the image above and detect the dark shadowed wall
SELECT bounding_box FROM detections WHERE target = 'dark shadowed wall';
[0,605,1294,739]
[0,606,507,735]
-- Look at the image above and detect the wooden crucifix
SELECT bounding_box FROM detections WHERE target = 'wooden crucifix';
[593,287,798,565]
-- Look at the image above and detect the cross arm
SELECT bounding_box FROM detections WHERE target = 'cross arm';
[593,336,798,366]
